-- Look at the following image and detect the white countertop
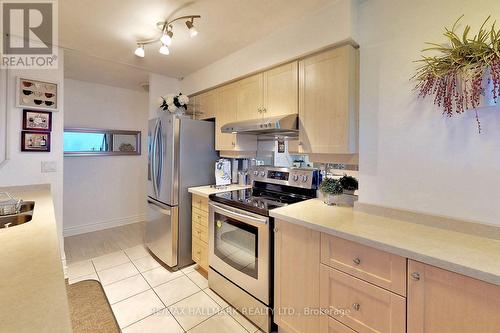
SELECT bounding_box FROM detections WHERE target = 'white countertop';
[0,185,72,333]
[270,198,500,286]
[188,184,252,197]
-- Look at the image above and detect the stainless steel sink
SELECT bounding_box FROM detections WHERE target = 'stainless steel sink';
[0,201,35,229]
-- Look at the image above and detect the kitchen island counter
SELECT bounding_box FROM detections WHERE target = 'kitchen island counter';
[0,184,71,333]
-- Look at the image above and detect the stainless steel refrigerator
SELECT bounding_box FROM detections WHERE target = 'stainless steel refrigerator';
[146,113,218,269]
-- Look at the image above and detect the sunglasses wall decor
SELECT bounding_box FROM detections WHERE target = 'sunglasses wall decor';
[16,77,58,112]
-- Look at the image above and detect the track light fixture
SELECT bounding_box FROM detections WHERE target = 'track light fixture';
[134,15,200,57]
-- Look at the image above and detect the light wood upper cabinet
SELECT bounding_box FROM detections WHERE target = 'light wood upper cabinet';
[263,61,298,117]
[274,219,321,333]
[236,74,264,121]
[197,90,217,120]
[298,45,359,154]
[187,94,198,117]
[216,83,238,151]
[408,260,500,333]
[216,83,257,152]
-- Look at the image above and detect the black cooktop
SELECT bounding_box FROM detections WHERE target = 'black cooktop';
[209,183,316,216]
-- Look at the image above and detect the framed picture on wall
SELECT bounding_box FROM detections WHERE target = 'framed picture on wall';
[16,77,59,112]
[21,131,51,152]
[22,110,52,131]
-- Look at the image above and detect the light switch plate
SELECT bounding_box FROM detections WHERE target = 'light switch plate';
[41,161,57,173]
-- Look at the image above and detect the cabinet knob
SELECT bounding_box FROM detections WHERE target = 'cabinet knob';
[411,272,421,281]
[273,227,279,233]
[352,257,361,265]
[263,108,267,113]
[232,142,235,146]
[258,107,262,113]
[352,303,360,311]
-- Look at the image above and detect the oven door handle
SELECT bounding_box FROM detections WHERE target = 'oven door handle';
[209,202,268,225]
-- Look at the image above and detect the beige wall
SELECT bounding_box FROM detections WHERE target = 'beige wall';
[357,0,500,225]
[0,52,65,258]
[63,79,149,236]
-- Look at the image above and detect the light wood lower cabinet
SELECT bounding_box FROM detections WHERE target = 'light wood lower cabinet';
[274,219,321,333]
[408,260,500,333]
[191,194,209,271]
[275,220,500,333]
[321,234,407,296]
[320,265,406,333]
[320,315,357,333]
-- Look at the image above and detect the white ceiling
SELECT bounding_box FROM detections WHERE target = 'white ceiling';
[60,0,332,90]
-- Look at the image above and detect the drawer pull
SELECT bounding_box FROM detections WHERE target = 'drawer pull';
[411,272,421,281]
[352,303,360,311]
[352,257,361,265]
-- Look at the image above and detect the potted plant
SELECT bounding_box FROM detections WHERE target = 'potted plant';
[413,16,500,133]
[319,178,344,206]
[339,174,358,195]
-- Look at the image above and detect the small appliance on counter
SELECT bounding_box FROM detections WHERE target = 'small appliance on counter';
[215,159,232,186]
[207,166,321,332]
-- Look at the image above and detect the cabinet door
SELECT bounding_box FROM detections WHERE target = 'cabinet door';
[408,260,500,333]
[263,61,298,117]
[198,90,217,120]
[321,234,407,296]
[320,265,406,333]
[187,94,198,119]
[274,219,320,333]
[236,73,263,121]
[216,84,238,151]
[299,45,358,154]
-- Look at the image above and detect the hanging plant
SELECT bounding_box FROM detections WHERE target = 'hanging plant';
[158,93,189,113]
[413,15,500,133]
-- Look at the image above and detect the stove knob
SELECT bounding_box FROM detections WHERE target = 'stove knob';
[260,171,266,177]
[253,171,259,176]
[301,175,308,183]
[292,175,299,182]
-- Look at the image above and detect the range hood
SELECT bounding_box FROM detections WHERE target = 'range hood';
[221,114,298,137]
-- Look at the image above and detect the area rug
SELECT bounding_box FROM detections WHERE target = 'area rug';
[66,279,120,333]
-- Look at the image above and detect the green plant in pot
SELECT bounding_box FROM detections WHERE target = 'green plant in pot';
[339,174,359,195]
[319,178,344,206]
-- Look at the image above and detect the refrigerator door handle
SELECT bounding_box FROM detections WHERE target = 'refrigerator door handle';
[156,119,163,197]
[147,199,171,215]
[151,119,160,198]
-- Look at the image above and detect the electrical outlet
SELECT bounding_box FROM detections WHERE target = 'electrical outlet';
[41,161,57,173]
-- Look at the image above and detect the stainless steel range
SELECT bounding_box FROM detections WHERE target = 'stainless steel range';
[208,166,320,332]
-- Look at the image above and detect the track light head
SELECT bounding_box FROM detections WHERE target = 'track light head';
[159,44,170,55]
[134,44,145,57]
[186,19,198,38]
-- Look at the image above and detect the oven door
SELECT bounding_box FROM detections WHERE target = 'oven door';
[209,201,270,305]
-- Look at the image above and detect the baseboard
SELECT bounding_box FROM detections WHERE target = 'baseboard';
[63,214,147,237]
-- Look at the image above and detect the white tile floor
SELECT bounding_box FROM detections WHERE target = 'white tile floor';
[67,245,260,333]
